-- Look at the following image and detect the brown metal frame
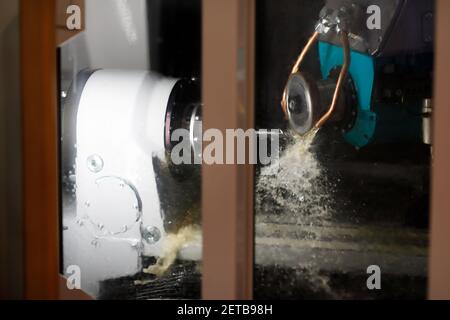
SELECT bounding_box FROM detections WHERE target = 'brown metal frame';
[21,0,89,300]
[202,0,255,300]
[21,0,59,300]
[428,0,450,300]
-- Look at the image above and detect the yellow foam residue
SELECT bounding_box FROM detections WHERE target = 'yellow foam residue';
[143,224,201,277]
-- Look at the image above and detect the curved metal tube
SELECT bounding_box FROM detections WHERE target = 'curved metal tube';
[281,31,351,133]
[281,32,319,116]
[314,32,350,130]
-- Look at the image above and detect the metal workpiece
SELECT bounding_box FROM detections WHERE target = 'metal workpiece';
[189,104,203,165]
[422,99,433,145]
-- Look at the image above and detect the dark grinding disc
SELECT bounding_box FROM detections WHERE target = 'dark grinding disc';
[286,72,322,136]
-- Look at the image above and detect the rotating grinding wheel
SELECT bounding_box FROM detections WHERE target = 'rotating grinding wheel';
[286,72,324,136]
[281,31,351,136]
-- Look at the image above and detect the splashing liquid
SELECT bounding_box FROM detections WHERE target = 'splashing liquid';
[256,128,334,225]
[255,128,338,297]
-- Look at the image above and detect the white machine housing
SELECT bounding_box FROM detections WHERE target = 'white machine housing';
[64,69,178,296]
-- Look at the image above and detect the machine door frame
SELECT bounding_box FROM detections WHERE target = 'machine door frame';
[202,0,255,300]
[428,0,450,300]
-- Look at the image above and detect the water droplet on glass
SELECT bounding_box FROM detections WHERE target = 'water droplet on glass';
[87,154,104,173]
[131,240,140,248]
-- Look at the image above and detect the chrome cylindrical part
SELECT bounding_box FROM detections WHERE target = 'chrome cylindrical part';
[422,98,433,145]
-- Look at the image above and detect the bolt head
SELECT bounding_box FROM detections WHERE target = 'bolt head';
[142,226,161,244]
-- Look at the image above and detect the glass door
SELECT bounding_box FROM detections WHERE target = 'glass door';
[59,0,202,299]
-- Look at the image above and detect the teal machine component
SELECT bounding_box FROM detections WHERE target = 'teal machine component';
[319,42,376,148]
[285,0,434,148]
[318,41,426,148]
[319,41,431,148]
